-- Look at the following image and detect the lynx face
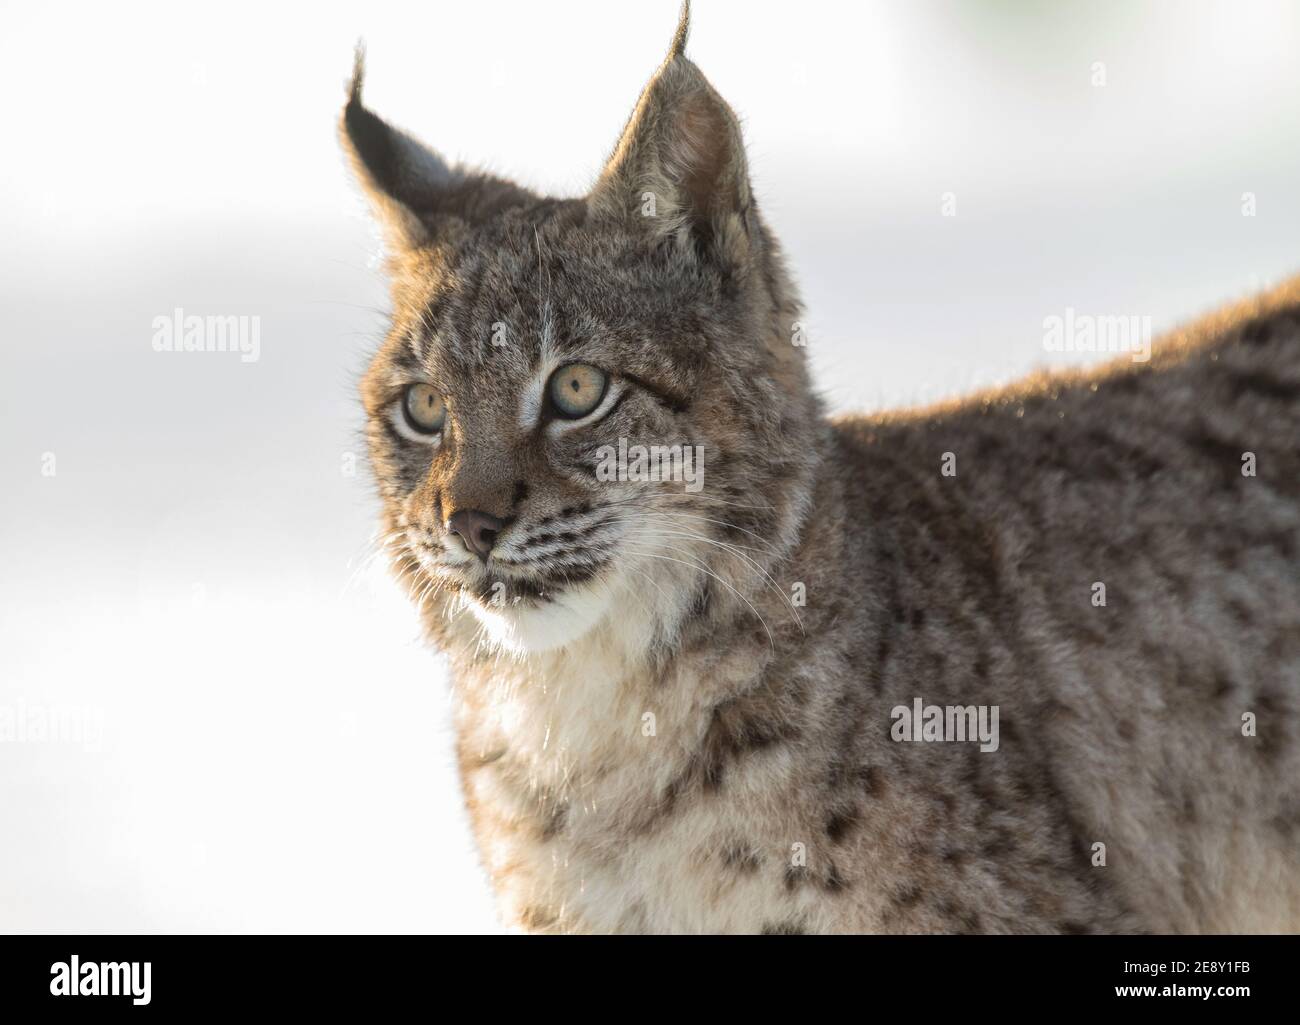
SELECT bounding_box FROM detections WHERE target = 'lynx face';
[359,217,726,652]
[346,40,818,654]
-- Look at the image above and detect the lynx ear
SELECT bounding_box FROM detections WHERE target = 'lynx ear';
[589,4,754,269]
[341,47,534,253]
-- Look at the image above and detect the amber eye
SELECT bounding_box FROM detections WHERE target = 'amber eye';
[548,363,608,419]
[402,383,446,434]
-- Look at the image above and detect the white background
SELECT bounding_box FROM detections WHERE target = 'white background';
[2,0,1298,932]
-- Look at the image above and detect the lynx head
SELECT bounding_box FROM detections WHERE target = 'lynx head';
[345,6,821,657]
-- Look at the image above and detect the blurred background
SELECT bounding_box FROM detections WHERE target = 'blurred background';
[2,0,1298,933]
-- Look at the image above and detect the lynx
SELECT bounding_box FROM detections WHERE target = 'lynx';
[343,6,1300,933]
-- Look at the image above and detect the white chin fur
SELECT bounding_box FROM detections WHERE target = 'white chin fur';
[467,581,613,654]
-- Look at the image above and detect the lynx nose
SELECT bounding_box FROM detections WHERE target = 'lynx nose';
[446,509,504,562]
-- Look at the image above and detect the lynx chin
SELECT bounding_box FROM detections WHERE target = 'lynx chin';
[343,4,1300,933]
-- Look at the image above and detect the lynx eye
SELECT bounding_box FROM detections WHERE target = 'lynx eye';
[548,363,608,420]
[402,383,446,434]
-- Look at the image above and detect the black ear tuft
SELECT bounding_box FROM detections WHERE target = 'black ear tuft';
[669,0,691,60]
[339,45,536,254]
[348,42,366,107]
